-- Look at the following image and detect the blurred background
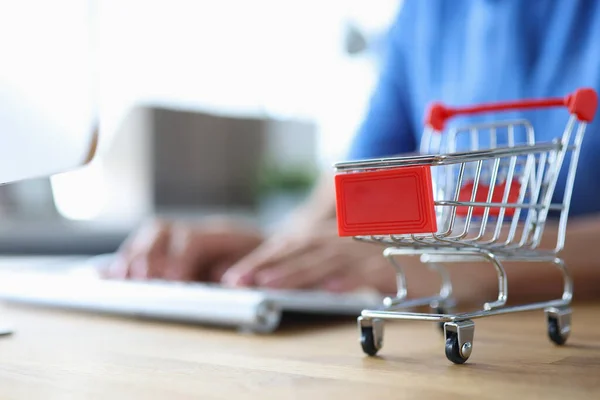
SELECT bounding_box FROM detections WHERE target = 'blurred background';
[0,0,401,255]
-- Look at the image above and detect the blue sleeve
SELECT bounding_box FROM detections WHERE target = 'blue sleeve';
[346,8,417,160]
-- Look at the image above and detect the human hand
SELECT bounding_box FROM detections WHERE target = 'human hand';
[219,219,503,302]
[221,220,407,295]
[103,218,264,282]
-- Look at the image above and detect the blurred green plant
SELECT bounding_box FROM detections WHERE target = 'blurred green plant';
[255,161,318,197]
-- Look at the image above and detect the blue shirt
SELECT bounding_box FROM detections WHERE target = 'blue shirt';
[348,0,600,217]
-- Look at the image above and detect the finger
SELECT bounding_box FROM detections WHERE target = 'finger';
[100,256,128,279]
[206,260,234,283]
[321,272,364,293]
[140,231,171,280]
[118,219,169,255]
[127,257,148,279]
[104,221,164,279]
[161,227,206,281]
[221,237,315,286]
[131,221,171,254]
[119,223,171,280]
[104,237,139,279]
[322,258,398,294]
[252,248,346,289]
[186,220,262,262]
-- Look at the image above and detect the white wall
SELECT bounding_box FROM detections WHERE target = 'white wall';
[91,0,400,166]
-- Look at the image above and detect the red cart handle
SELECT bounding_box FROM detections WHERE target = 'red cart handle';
[425,88,598,131]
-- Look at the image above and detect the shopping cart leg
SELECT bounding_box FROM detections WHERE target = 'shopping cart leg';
[480,251,508,311]
[358,316,384,356]
[443,320,475,364]
[426,262,455,333]
[544,257,572,345]
[381,250,453,312]
[381,251,408,308]
[381,252,456,333]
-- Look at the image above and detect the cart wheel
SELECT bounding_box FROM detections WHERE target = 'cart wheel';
[547,317,567,345]
[443,320,474,364]
[545,307,571,346]
[360,327,379,356]
[358,317,383,356]
[444,333,469,364]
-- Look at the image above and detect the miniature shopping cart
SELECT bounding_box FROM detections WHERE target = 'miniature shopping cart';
[334,88,598,364]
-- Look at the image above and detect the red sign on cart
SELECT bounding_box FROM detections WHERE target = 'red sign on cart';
[335,166,438,237]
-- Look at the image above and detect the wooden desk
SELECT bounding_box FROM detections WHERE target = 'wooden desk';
[0,303,598,399]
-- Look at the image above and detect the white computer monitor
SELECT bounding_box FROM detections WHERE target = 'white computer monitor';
[0,0,98,185]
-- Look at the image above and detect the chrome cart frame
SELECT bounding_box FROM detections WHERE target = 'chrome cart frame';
[333,88,598,363]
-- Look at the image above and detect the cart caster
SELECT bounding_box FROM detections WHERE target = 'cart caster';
[360,328,378,356]
[545,307,571,346]
[358,317,383,356]
[443,320,474,364]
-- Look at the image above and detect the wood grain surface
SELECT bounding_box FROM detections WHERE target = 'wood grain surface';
[0,302,598,399]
